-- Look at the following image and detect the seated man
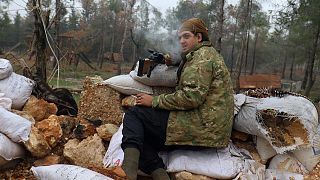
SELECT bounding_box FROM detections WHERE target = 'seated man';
[118,17,234,180]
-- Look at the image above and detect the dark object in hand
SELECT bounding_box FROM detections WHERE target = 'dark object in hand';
[137,49,167,77]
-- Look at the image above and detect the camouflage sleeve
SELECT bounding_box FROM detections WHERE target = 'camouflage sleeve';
[152,51,215,110]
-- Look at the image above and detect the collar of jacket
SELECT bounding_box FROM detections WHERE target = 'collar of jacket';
[181,41,212,61]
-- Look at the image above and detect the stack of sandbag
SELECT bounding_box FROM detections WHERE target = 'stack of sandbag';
[0,58,35,110]
[0,107,32,168]
[103,123,265,179]
[233,93,319,177]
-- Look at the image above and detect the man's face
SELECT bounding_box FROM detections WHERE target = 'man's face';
[178,31,201,53]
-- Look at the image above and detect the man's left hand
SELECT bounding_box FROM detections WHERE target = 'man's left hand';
[136,93,153,107]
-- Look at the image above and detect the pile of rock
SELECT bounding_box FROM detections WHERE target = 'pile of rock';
[0,75,124,179]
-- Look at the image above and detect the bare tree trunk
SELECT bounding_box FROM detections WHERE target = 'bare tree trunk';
[216,0,225,53]
[244,0,252,75]
[33,0,50,81]
[281,50,287,79]
[99,20,107,69]
[54,0,60,68]
[302,52,310,90]
[233,37,246,93]
[230,14,239,74]
[289,53,295,80]
[119,0,136,75]
[305,24,320,96]
[250,32,258,75]
[110,14,117,53]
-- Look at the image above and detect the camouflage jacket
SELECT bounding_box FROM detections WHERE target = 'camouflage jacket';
[152,41,234,148]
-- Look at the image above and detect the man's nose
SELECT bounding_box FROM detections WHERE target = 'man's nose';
[179,38,185,44]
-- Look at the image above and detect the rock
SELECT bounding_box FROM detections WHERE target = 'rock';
[57,115,77,136]
[63,134,106,168]
[23,96,58,122]
[73,117,97,139]
[35,115,63,148]
[78,76,123,126]
[11,110,35,124]
[96,124,119,141]
[24,126,51,158]
[33,154,61,167]
[172,171,215,180]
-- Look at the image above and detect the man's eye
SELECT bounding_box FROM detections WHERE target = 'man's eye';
[183,35,191,39]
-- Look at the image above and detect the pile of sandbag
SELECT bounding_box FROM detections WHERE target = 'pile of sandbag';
[0,58,35,168]
[103,123,265,179]
[0,76,124,179]
[0,58,35,110]
[233,93,319,178]
[0,107,31,168]
[2,54,320,179]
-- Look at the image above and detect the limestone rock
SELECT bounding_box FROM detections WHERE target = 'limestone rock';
[57,115,77,136]
[73,117,97,139]
[35,115,63,148]
[172,171,215,180]
[23,96,58,122]
[63,134,106,168]
[33,154,61,167]
[24,126,51,158]
[78,76,123,126]
[96,124,119,141]
[11,110,35,124]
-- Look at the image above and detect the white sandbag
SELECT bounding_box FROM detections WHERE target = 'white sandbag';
[265,169,303,180]
[130,62,178,87]
[234,159,265,180]
[268,154,307,174]
[0,133,25,166]
[0,58,13,80]
[102,74,153,95]
[104,124,247,179]
[0,93,12,110]
[0,72,35,110]
[292,125,320,171]
[166,143,246,179]
[0,107,32,142]
[104,124,123,167]
[255,136,277,164]
[233,96,263,136]
[31,164,113,180]
[234,94,246,116]
[103,123,166,168]
[234,95,318,154]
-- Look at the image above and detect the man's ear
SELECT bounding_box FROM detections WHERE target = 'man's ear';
[196,33,202,42]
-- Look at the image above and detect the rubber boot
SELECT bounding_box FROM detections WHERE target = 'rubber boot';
[151,168,170,180]
[122,148,140,180]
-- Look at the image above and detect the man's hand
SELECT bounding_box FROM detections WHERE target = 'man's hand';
[136,93,153,107]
